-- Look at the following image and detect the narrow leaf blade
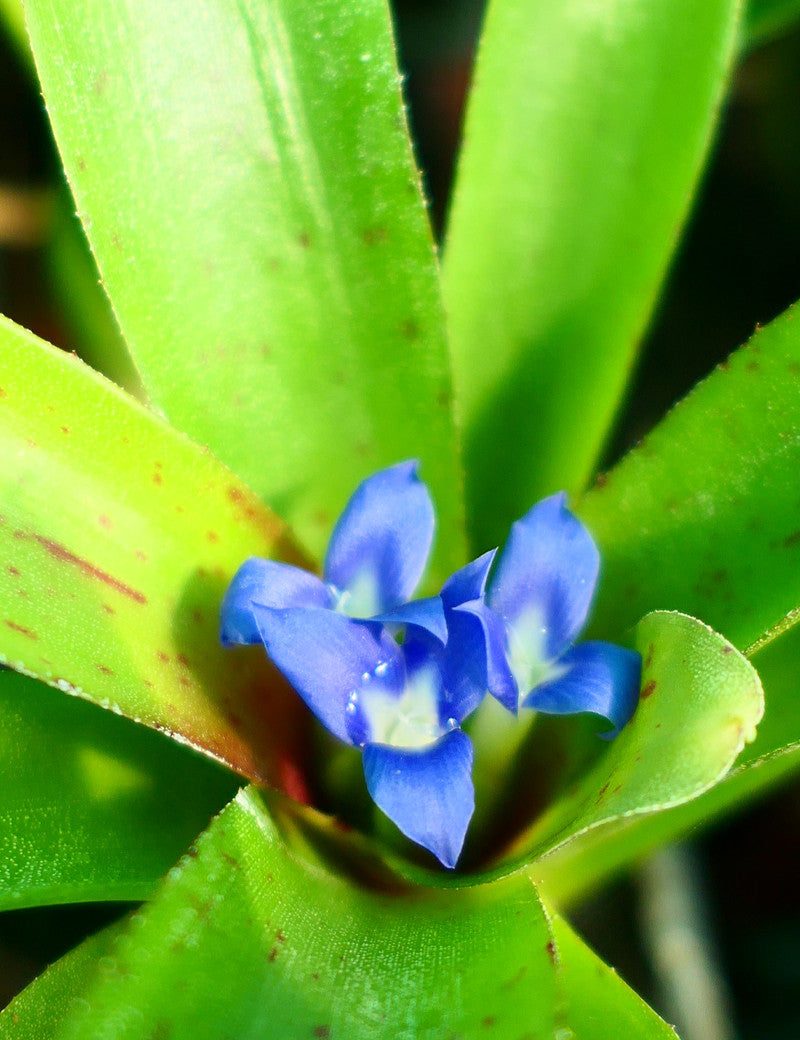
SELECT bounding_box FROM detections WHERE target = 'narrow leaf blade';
[444,0,742,548]
[581,302,800,654]
[25,0,465,577]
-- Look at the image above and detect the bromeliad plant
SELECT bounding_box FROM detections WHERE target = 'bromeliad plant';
[0,0,799,1036]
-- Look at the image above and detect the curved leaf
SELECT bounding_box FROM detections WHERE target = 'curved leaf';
[581,302,800,654]
[0,314,307,786]
[443,0,742,548]
[25,0,465,579]
[539,623,800,904]
[511,612,763,875]
[0,670,237,911]
[1,788,559,1040]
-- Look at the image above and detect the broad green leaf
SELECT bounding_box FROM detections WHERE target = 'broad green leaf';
[511,612,763,878]
[443,0,742,549]
[538,623,800,905]
[1,787,559,1040]
[0,670,237,911]
[0,314,308,786]
[581,302,800,654]
[552,915,678,1039]
[745,0,800,41]
[26,0,465,579]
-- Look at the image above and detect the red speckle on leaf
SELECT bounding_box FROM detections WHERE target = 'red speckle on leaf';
[4,620,37,639]
[34,536,147,603]
[7,565,19,577]
[641,680,657,699]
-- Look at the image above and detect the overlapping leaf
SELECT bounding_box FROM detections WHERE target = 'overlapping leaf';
[444,0,742,548]
[0,314,307,786]
[0,670,237,911]
[25,0,465,579]
[510,613,762,889]
[539,623,800,904]
[0,788,559,1039]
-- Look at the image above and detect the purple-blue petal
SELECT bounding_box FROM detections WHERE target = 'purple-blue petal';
[440,549,497,611]
[251,606,404,745]
[324,460,435,615]
[488,492,600,660]
[522,640,642,737]
[438,606,493,722]
[373,596,447,644]
[456,601,518,713]
[220,557,331,646]
[362,729,474,869]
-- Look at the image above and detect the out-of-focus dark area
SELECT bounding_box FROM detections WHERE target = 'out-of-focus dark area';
[1,2,800,1033]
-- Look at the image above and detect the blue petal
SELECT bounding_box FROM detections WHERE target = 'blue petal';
[488,492,600,660]
[438,606,493,722]
[220,558,330,645]
[362,730,474,868]
[373,596,447,644]
[324,460,435,616]
[440,549,497,612]
[455,601,518,713]
[252,606,404,744]
[522,640,642,736]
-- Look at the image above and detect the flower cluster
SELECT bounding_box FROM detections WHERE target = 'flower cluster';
[221,462,641,868]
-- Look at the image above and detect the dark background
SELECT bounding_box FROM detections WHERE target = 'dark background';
[1,3,800,1035]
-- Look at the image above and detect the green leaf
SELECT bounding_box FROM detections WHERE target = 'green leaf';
[512,612,763,884]
[0,669,237,911]
[553,915,678,1039]
[45,194,144,397]
[538,624,800,905]
[443,0,743,549]
[0,314,308,786]
[1,788,559,1040]
[581,302,800,654]
[25,0,465,578]
[745,0,800,42]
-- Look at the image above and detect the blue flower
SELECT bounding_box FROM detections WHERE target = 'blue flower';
[221,460,446,644]
[463,493,641,735]
[221,462,490,867]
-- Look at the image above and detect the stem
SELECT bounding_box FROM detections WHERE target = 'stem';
[638,845,738,1040]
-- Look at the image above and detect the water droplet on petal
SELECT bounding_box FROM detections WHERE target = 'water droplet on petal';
[445,717,458,731]
[361,671,371,684]
[375,661,388,678]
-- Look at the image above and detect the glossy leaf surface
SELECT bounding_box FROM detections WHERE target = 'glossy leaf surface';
[26,0,465,578]
[513,612,763,871]
[0,788,559,1039]
[444,0,742,548]
[540,624,800,904]
[582,303,800,654]
[0,315,307,786]
[0,670,237,911]
[553,915,678,1038]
